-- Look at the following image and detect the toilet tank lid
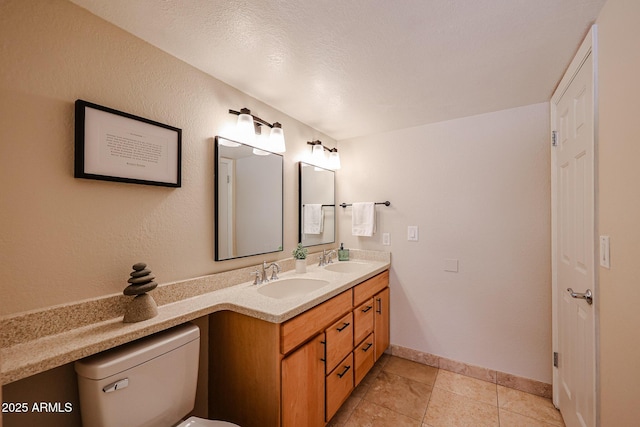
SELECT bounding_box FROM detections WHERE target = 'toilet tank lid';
[75,323,199,380]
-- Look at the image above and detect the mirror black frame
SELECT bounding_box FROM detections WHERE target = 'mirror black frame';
[298,162,336,247]
[214,136,284,261]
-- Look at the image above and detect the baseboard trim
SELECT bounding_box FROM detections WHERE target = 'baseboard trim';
[389,344,552,399]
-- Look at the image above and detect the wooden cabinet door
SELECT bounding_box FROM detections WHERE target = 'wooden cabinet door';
[374,288,390,361]
[282,333,325,427]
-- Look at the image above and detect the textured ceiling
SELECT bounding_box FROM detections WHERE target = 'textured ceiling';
[69,0,606,140]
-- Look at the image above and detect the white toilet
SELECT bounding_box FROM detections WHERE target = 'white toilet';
[75,323,239,427]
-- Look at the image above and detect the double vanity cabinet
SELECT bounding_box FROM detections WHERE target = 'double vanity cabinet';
[208,270,390,427]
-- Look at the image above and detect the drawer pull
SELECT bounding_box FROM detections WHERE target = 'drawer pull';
[361,305,373,313]
[337,365,351,378]
[376,298,382,314]
[320,340,326,362]
[362,342,373,352]
[337,322,351,332]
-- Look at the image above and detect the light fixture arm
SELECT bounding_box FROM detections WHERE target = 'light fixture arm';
[229,108,276,129]
[228,107,286,153]
[307,140,337,153]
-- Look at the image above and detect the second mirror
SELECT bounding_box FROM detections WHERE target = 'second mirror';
[299,162,335,247]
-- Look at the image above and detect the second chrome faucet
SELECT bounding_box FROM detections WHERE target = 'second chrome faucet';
[252,261,281,285]
[318,249,337,266]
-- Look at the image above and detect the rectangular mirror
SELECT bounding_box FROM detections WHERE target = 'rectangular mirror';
[299,162,335,247]
[215,136,283,260]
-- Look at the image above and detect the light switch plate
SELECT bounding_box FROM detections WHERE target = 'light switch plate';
[407,226,419,241]
[600,235,610,268]
[382,232,390,246]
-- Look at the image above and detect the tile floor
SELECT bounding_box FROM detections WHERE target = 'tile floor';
[328,355,565,427]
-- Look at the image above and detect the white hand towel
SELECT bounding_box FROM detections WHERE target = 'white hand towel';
[352,202,376,236]
[303,204,323,234]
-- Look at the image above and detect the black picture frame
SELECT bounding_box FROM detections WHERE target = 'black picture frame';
[74,100,182,187]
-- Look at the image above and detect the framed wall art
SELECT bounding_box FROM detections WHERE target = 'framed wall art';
[74,100,182,187]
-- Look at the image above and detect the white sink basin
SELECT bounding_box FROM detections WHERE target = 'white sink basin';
[257,278,330,299]
[324,262,369,273]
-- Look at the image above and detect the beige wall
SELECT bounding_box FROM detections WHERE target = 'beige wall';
[337,103,552,382]
[596,0,640,423]
[0,0,334,317]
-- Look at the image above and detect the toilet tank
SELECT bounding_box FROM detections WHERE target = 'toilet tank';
[75,323,200,427]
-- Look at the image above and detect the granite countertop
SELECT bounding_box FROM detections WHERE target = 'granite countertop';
[0,250,390,385]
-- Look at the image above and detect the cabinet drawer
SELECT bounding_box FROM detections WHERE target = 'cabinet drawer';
[325,312,353,373]
[353,270,389,307]
[281,289,352,355]
[326,353,354,422]
[353,298,374,346]
[354,333,375,386]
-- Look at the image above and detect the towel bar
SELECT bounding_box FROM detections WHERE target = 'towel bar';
[340,201,390,208]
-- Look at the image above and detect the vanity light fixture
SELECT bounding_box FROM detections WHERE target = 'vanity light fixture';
[310,140,326,164]
[328,148,341,170]
[307,140,341,170]
[235,108,256,145]
[229,108,286,153]
[269,122,286,153]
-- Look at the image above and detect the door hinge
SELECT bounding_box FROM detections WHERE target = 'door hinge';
[552,131,558,147]
[553,351,559,368]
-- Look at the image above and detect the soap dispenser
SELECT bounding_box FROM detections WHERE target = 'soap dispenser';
[338,243,349,261]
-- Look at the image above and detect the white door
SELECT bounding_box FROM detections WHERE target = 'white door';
[551,27,597,427]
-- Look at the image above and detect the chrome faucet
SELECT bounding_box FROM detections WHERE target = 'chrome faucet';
[250,261,281,285]
[318,249,337,266]
[261,261,281,283]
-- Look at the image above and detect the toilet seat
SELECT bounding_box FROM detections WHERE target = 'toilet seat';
[176,416,240,427]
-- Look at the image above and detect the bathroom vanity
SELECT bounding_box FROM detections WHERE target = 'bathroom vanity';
[1,250,389,427]
[208,270,390,427]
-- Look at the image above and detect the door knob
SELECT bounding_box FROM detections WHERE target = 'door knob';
[567,288,593,305]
